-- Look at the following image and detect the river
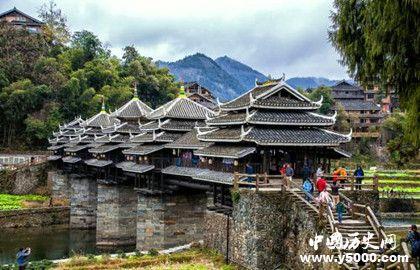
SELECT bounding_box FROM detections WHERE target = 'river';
[0,226,134,265]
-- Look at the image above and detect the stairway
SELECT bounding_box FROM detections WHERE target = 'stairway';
[291,189,385,269]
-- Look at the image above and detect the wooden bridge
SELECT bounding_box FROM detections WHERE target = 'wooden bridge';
[232,173,417,270]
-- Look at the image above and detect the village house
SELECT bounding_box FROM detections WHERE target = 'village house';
[0,7,44,33]
[332,80,384,138]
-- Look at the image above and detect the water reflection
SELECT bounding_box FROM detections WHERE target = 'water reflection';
[0,226,134,265]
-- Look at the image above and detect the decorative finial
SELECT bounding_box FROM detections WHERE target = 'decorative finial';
[101,95,106,113]
[133,82,139,100]
[178,85,186,98]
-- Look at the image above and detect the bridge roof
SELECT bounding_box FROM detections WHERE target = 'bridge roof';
[162,165,237,185]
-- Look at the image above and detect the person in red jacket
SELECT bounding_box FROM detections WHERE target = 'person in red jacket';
[316,177,327,192]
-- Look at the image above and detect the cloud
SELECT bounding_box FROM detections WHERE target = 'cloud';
[0,0,349,79]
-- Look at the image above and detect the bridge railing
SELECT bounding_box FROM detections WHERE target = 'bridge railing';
[0,155,48,171]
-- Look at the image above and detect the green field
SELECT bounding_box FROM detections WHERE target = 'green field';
[0,194,49,211]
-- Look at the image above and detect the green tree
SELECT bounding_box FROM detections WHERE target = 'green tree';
[308,86,334,114]
[71,30,108,64]
[382,113,418,167]
[329,0,420,145]
[38,0,71,47]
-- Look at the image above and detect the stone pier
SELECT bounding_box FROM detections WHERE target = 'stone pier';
[96,184,137,246]
[136,191,207,250]
[48,170,70,205]
[69,174,98,228]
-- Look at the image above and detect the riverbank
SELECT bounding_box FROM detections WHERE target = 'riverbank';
[1,247,237,270]
[0,206,69,228]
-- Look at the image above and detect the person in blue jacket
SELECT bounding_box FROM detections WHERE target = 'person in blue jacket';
[16,247,31,270]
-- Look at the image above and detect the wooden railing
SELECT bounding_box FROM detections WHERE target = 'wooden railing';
[322,174,379,191]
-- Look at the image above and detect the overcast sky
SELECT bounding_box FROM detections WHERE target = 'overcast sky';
[1,0,350,79]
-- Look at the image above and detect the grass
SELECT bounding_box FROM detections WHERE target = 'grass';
[52,248,237,270]
[0,194,49,210]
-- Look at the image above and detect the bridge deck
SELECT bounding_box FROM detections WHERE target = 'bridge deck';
[162,165,242,185]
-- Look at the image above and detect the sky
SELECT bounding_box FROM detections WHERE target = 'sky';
[0,0,350,80]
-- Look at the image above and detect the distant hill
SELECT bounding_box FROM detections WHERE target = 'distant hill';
[157,53,346,100]
[215,56,268,91]
[285,77,340,89]
[156,53,244,101]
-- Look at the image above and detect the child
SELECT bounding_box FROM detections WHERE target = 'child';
[336,200,346,224]
[302,178,313,201]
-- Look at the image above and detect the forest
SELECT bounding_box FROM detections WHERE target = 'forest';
[0,2,178,150]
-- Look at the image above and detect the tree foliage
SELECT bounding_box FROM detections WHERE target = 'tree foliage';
[329,0,420,145]
[308,86,334,114]
[0,2,178,149]
[382,113,418,167]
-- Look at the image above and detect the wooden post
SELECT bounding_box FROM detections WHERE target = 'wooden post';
[233,173,239,189]
[350,176,354,191]
[256,174,259,192]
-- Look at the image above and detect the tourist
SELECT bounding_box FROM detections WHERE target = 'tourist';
[332,168,339,183]
[338,166,347,183]
[316,164,324,178]
[354,165,364,190]
[407,225,420,267]
[331,181,341,206]
[302,178,313,201]
[285,163,294,184]
[279,162,287,175]
[316,177,327,192]
[302,163,311,184]
[335,200,346,224]
[316,189,332,217]
[245,162,254,183]
[16,247,31,270]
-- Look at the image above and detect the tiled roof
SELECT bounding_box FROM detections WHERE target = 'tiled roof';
[117,123,144,134]
[89,144,121,154]
[64,144,90,153]
[336,100,381,111]
[82,112,120,128]
[246,127,351,146]
[149,97,215,120]
[194,145,256,159]
[62,156,81,163]
[220,81,314,111]
[160,119,205,131]
[120,162,155,173]
[249,111,335,126]
[117,142,139,149]
[47,144,66,151]
[111,98,152,120]
[94,134,129,143]
[206,112,247,125]
[197,127,248,142]
[155,132,183,143]
[122,144,165,155]
[207,111,335,126]
[130,132,161,143]
[84,159,113,167]
[47,155,61,161]
[198,126,350,146]
[253,96,320,110]
[165,129,213,149]
[162,165,235,185]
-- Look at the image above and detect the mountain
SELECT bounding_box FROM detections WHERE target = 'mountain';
[285,77,340,89]
[215,56,268,91]
[156,53,245,101]
[157,53,345,100]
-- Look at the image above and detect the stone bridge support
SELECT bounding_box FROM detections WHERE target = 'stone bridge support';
[48,170,70,205]
[96,184,137,246]
[205,190,334,270]
[69,174,97,228]
[136,191,207,250]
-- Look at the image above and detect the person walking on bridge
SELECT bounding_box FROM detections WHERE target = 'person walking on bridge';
[302,178,313,201]
[316,177,327,192]
[16,247,31,270]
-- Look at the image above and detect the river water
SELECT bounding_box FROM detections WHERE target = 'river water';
[0,219,418,265]
[0,226,134,265]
